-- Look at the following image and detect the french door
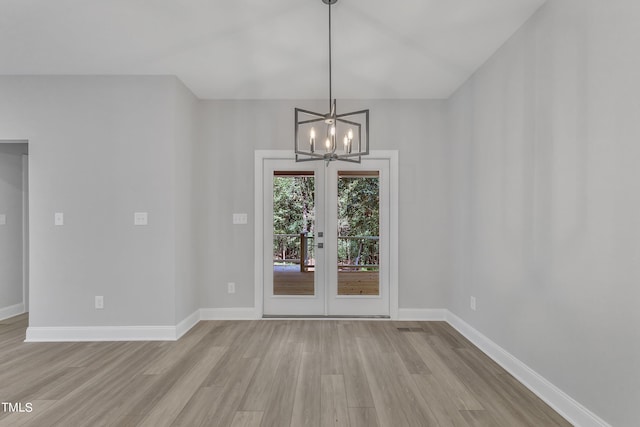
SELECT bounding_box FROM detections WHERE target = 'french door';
[262,158,390,316]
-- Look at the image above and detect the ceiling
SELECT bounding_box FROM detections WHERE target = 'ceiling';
[0,0,546,99]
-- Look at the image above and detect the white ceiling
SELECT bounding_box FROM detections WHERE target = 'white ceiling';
[0,0,545,99]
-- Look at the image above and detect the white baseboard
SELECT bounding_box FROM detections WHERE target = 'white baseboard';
[398,308,447,321]
[25,325,177,342]
[200,307,259,320]
[0,303,25,321]
[445,311,611,427]
[22,307,256,342]
[176,310,201,339]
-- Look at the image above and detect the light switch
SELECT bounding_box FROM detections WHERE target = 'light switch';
[232,213,248,225]
[54,212,64,226]
[0,214,5,225]
[134,212,148,226]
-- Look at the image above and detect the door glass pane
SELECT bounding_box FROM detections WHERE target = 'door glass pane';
[337,171,380,295]
[273,171,315,295]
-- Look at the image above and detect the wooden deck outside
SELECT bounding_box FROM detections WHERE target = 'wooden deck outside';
[273,270,379,295]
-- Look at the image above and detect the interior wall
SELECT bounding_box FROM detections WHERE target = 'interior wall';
[447,0,640,425]
[173,80,199,323]
[196,99,449,310]
[0,143,28,315]
[0,76,181,327]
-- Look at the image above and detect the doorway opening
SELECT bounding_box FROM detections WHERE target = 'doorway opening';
[0,141,29,322]
[257,151,398,318]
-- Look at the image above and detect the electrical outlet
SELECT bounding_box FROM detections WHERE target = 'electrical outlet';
[54,212,64,226]
[227,282,236,294]
[470,296,477,311]
[95,296,104,310]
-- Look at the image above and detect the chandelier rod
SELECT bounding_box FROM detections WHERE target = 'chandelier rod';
[328,0,333,111]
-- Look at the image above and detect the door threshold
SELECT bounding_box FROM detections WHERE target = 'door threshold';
[262,315,390,319]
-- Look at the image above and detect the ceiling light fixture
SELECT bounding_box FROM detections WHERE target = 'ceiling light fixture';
[294,0,369,164]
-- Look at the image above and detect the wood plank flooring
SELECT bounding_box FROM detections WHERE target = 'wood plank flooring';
[0,314,571,427]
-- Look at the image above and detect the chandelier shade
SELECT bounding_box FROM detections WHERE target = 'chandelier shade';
[294,0,370,163]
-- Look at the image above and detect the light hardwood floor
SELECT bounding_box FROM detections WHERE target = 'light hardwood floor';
[0,314,571,427]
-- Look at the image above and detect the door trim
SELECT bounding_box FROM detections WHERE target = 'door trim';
[254,150,399,319]
[22,153,29,313]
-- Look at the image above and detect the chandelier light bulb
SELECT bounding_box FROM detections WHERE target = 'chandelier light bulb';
[343,135,349,151]
[330,126,336,136]
[309,128,316,152]
[347,129,353,140]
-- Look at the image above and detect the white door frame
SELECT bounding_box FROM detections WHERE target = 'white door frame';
[22,154,29,313]
[254,150,399,319]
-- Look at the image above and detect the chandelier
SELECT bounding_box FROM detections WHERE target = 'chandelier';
[294,0,370,163]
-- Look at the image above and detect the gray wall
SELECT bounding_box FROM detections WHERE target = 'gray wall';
[196,99,450,310]
[173,80,199,323]
[0,143,27,312]
[0,79,451,327]
[447,0,639,425]
[0,76,195,327]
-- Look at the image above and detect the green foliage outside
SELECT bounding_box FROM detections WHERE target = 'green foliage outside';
[337,177,379,269]
[273,175,379,269]
[273,176,315,264]
[273,176,316,236]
